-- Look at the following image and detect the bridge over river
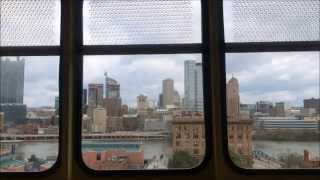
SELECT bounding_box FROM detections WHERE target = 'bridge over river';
[0,131,169,142]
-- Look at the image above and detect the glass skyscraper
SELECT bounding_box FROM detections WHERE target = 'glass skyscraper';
[184,60,203,112]
[0,57,25,104]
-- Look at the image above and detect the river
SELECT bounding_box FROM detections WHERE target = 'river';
[14,140,320,162]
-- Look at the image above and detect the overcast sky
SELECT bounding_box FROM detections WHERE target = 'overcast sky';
[1,0,319,108]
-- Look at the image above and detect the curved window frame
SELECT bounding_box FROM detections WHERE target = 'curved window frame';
[0,0,64,176]
[220,0,320,175]
[73,0,213,176]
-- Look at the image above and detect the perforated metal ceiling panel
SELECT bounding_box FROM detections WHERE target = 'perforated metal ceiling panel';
[83,0,201,45]
[224,0,320,42]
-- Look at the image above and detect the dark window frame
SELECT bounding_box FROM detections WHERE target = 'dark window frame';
[0,0,64,177]
[219,0,320,175]
[73,0,213,176]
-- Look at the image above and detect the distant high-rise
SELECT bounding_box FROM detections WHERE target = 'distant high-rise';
[162,79,174,108]
[158,93,163,108]
[184,60,203,112]
[55,96,59,114]
[92,107,107,133]
[226,77,240,121]
[137,94,149,114]
[304,98,320,114]
[103,73,122,116]
[173,90,181,107]
[88,84,103,107]
[0,112,4,133]
[103,98,122,117]
[0,57,25,104]
[105,72,120,98]
[256,101,273,115]
[226,77,253,163]
[272,102,286,117]
[83,89,87,105]
[82,89,88,114]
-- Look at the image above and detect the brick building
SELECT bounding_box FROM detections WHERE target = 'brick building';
[303,150,320,168]
[171,111,205,158]
[82,143,144,170]
[226,77,253,164]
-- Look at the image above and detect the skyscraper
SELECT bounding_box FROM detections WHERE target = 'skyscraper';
[55,96,59,114]
[0,57,26,126]
[184,60,203,112]
[105,72,120,98]
[162,79,174,108]
[226,77,240,121]
[226,77,253,164]
[92,107,107,133]
[88,84,104,107]
[0,57,25,104]
[82,89,88,114]
[83,89,88,106]
[256,101,273,115]
[137,94,149,114]
[158,93,163,108]
[0,112,4,133]
[103,73,122,117]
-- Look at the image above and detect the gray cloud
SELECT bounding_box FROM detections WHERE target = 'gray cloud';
[23,56,59,107]
[83,54,202,107]
[226,52,320,106]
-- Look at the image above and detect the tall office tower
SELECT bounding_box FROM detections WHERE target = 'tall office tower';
[103,98,122,117]
[0,112,4,133]
[162,79,174,108]
[54,96,59,114]
[137,94,149,114]
[105,72,120,98]
[82,89,88,114]
[92,107,107,133]
[88,84,104,107]
[83,89,88,105]
[256,101,273,115]
[173,90,181,107]
[103,73,122,116]
[158,93,163,108]
[0,57,25,104]
[226,77,240,122]
[184,60,203,112]
[271,102,286,117]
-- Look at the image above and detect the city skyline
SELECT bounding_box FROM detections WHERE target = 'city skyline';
[1,52,319,108]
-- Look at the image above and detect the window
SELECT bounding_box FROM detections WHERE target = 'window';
[0,0,61,174]
[77,0,209,172]
[223,0,320,170]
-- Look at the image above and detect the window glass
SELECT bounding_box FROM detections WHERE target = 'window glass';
[223,0,320,42]
[83,0,201,45]
[0,56,60,172]
[225,52,320,169]
[81,54,206,170]
[0,0,61,46]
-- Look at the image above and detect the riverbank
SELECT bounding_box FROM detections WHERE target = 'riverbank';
[253,130,320,141]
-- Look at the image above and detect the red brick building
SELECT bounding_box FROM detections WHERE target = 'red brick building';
[82,144,144,170]
[303,150,320,168]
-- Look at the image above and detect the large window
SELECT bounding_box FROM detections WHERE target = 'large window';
[223,0,320,170]
[0,0,61,173]
[77,0,209,172]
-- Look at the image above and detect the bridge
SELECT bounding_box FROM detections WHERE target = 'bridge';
[0,132,169,142]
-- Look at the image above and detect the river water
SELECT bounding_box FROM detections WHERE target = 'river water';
[14,140,320,162]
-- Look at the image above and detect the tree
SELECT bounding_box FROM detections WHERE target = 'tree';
[278,151,304,168]
[168,151,199,169]
[229,150,253,168]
